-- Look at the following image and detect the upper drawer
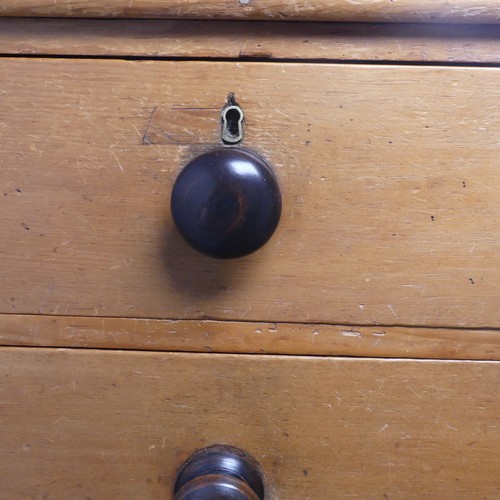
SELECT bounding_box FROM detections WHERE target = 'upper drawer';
[1,58,500,328]
[1,0,500,23]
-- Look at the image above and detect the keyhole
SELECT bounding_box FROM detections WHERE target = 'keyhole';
[226,108,241,138]
[222,97,244,144]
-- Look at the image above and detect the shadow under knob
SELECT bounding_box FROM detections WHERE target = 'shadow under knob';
[171,148,281,259]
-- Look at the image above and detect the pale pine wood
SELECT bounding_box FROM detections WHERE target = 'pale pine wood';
[1,314,499,360]
[1,0,500,23]
[2,19,500,63]
[0,348,498,498]
[1,59,500,328]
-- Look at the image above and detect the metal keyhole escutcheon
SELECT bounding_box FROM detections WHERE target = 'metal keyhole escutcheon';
[222,93,244,144]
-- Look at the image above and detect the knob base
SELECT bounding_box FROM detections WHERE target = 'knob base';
[174,445,265,500]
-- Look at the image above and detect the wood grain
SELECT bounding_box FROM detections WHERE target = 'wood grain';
[1,58,500,328]
[0,348,498,498]
[1,314,499,360]
[2,19,500,63]
[1,0,500,23]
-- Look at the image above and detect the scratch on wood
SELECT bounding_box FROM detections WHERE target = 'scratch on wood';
[112,151,124,173]
[39,284,55,314]
[163,132,180,145]
[142,105,157,145]
[387,304,398,318]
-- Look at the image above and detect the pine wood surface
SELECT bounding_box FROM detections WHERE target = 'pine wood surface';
[1,58,500,329]
[1,14,498,500]
[1,314,499,360]
[1,0,500,24]
[0,348,498,498]
[2,19,500,63]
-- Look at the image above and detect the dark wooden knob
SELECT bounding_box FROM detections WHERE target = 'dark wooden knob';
[174,445,265,500]
[171,148,281,259]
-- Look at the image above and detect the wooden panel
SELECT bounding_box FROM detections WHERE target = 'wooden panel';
[1,314,499,360]
[1,59,500,328]
[2,20,500,63]
[2,0,500,23]
[0,348,498,498]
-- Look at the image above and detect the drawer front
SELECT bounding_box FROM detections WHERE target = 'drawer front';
[0,348,498,498]
[1,59,500,328]
[2,20,500,64]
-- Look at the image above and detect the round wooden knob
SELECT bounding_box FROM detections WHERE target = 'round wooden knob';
[171,148,281,259]
[174,445,265,500]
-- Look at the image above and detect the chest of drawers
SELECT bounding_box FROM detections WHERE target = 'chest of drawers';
[0,2,499,498]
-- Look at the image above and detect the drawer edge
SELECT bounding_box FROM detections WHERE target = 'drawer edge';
[1,314,499,360]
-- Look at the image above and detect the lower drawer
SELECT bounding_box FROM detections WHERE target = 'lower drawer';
[1,348,498,498]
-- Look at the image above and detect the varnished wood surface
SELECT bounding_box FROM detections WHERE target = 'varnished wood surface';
[1,0,500,23]
[1,58,500,329]
[0,348,498,498]
[2,20,500,63]
[1,314,499,360]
